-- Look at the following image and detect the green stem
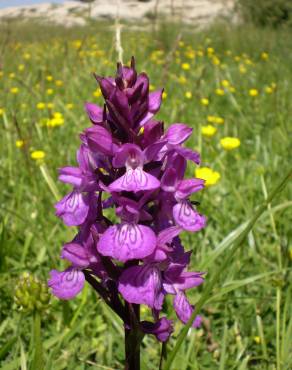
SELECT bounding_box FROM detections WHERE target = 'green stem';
[31,311,43,370]
[163,169,291,370]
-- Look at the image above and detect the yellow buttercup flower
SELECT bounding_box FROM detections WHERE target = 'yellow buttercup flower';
[55,80,63,87]
[149,84,155,92]
[253,336,261,344]
[18,64,25,72]
[265,86,273,94]
[212,56,220,66]
[215,88,225,96]
[221,79,230,88]
[185,91,192,99]
[16,140,24,148]
[195,167,220,187]
[31,150,45,160]
[46,88,54,95]
[200,98,209,106]
[220,137,241,150]
[261,52,269,61]
[46,75,53,82]
[178,75,187,84]
[181,63,190,71]
[23,53,31,60]
[249,89,259,97]
[207,115,215,123]
[239,65,247,74]
[162,91,167,100]
[207,47,214,55]
[36,102,46,110]
[10,87,19,94]
[201,125,217,137]
[93,88,102,98]
[214,116,224,124]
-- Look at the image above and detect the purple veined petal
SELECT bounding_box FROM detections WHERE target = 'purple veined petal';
[84,102,103,124]
[173,271,204,291]
[48,267,85,300]
[141,317,174,342]
[175,178,205,200]
[173,200,206,232]
[85,125,113,155]
[173,291,202,328]
[157,225,182,247]
[161,167,179,193]
[165,123,193,145]
[112,143,144,168]
[143,140,167,163]
[58,167,83,188]
[118,264,164,309]
[97,223,157,262]
[61,242,90,268]
[149,89,163,113]
[174,146,201,165]
[109,168,160,193]
[55,191,90,226]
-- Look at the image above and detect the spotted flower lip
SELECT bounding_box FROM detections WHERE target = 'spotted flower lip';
[109,144,160,193]
[50,57,207,343]
[97,223,157,262]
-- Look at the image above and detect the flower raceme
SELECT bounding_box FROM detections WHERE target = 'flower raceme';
[49,57,207,342]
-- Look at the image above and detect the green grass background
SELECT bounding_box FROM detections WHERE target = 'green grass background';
[0,18,291,370]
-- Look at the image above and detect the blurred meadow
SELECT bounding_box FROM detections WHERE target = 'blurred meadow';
[0,16,292,370]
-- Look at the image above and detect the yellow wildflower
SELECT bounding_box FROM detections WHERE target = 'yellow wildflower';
[197,50,204,57]
[66,103,74,110]
[0,108,4,115]
[149,84,155,92]
[16,140,24,148]
[239,65,247,74]
[162,91,167,100]
[214,116,224,124]
[212,56,220,66]
[215,88,225,96]
[178,75,187,84]
[46,88,54,95]
[207,115,216,123]
[207,47,214,55]
[181,63,190,71]
[9,73,15,79]
[195,167,220,187]
[229,86,236,93]
[265,86,273,94]
[31,150,45,161]
[249,89,259,97]
[261,52,269,61]
[221,80,230,88]
[201,125,217,137]
[36,102,46,110]
[93,89,102,98]
[10,87,19,94]
[23,53,31,60]
[253,336,261,344]
[18,64,25,72]
[46,75,53,82]
[47,103,54,109]
[55,80,63,87]
[200,98,209,106]
[185,91,192,99]
[234,56,241,62]
[220,137,241,150]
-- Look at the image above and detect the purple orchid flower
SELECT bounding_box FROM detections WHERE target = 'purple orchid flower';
[49,58,208,352]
